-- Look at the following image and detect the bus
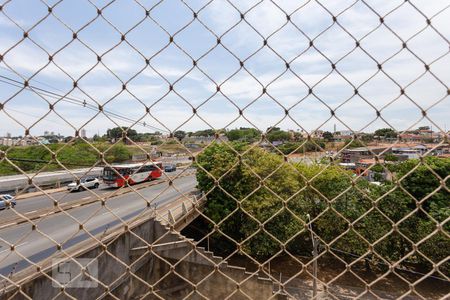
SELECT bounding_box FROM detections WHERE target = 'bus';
[102,162,163,188]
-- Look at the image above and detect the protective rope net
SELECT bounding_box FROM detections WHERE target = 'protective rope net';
[0,0,448,299]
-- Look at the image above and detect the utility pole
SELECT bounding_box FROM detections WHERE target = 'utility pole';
[307,214,318,298]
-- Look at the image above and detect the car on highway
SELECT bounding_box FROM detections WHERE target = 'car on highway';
[0,194,16,210]
[164,164,177,172]
[67,176,100,192]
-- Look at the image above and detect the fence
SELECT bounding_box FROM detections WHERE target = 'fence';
[0,0,449,299]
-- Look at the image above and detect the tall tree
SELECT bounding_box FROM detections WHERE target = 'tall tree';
[374,128,397,139]
[174,130,186,141]
[106,127,138,140]
[322,131,333,142]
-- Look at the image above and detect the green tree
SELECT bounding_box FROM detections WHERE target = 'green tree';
[196,144,450,271]
[384,153,398,161]
[226,128,261,142]
[104,143,131,163]
[390,157,449,222]
[266,129,290,142]
[173,130,186,141]
[341,139,364,149]
[360,133,374,142]
[192,129,215,137]
[277,141,325,154]
[106,127,138,141]
[374,128,397,139]
[322,131,333,142]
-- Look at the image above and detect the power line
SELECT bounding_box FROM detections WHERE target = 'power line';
[0,74,166,132]
[1,106,69,127]
[0,73,168,133]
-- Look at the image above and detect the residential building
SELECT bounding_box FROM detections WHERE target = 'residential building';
[341,146,390,163]
[355,158,391,182]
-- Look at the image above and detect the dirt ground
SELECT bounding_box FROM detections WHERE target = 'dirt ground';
[228,254,449,299]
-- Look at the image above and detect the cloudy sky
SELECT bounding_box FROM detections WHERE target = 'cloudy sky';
[0,0,449,137]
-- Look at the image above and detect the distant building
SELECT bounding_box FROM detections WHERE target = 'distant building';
[0,136,36,146]
[80,129,87,138]
[389,144,425,160]
[399,134,425,143]
[183,134,228,144]
[341,146,390,163]
[37,137,50,145]
[333,134,353,142]
[0,138,13,146]
[355,158,391,182]
[338,130,353,136]
[399,131,442,143]
[418,129,433,136]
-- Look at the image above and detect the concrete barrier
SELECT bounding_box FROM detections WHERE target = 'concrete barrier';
[0,168,103,193]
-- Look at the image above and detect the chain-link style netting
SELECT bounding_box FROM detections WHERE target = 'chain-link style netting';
[0,0,449,299]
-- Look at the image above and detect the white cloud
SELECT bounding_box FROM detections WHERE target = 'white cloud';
[0,0,449,136]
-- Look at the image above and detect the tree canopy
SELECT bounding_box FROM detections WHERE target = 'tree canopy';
[225,128,261,142]
[174,130,186,141]
[106,127,138,140]
[374,128,397,138]
[196,143,450,273]
[322,131,333,142]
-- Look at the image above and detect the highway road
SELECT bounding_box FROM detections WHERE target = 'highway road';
[0,172,197,276]
[1,169,188,216]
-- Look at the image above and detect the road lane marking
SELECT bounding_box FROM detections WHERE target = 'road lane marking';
[25,210,37,215]
[38,212,54,217]
[0,174,196,229]
[0,223,17,229]
[82,197,90,200]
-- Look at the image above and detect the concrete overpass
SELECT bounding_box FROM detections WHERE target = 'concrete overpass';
[0,169,197,276]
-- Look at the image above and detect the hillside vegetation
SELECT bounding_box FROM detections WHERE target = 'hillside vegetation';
[0,141,133,175]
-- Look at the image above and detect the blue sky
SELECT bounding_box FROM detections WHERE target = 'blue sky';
[0,0,449,137]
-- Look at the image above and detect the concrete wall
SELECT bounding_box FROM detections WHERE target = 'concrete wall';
[0,218,161,299]
[0,217,283,300]
[152,249,279,299]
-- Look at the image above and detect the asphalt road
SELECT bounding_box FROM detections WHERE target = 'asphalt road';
[0,173,197,276]
[0,169,187,216]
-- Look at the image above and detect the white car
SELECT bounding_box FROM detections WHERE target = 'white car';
[0,194,16,210]
[67,177,100,192]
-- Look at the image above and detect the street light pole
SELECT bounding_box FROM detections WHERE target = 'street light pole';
[307,214,318,298]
